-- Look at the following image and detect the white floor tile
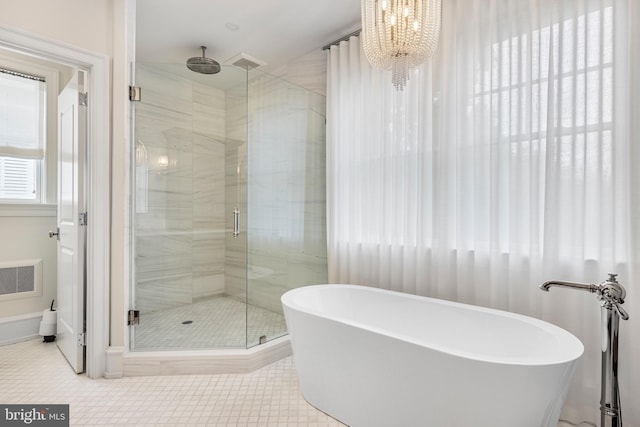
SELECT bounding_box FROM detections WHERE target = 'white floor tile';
[0,339,344,426]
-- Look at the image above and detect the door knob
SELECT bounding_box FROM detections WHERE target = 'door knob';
[49,228,60,239]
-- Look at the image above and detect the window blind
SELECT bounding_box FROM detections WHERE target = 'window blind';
[0,69,46,159]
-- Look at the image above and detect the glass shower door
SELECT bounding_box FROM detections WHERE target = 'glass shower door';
[245,70,328,348]
[130,63,248,351]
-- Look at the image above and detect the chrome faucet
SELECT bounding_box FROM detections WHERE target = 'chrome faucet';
[540,274,628,320]
[540,273,629,427]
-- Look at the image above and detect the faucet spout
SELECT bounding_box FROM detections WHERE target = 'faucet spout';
[539,280,598,293]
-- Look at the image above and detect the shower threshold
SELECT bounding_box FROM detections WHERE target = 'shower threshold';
[121,334,291,376]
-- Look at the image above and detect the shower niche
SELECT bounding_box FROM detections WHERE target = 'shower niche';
[129,63,327,351]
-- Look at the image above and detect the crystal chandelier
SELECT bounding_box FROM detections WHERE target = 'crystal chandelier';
[361,0,441,90]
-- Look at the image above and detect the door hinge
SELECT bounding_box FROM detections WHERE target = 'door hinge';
[78,332,86,347]
[129,85,141,102]
[127,309,140,326]
[79,92,88,106]
[79,212,87,226]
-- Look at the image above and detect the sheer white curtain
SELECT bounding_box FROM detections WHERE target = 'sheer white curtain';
[327,0,640,424]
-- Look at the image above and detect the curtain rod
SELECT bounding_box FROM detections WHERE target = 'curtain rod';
[322,29,361,51]
[0,67,45,82]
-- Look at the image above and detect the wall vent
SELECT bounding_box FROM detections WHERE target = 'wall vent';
[0,259,42,301]
[224,53,267,70]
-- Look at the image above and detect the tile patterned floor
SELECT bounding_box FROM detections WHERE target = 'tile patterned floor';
[133,295,288,350]
[0,339,345,426]
[0,339,585,426]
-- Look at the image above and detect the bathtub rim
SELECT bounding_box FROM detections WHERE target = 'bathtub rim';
[282,284,584,367]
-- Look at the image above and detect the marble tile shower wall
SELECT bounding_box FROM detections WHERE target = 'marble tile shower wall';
[135,66,227,314]
[269,48,328,96]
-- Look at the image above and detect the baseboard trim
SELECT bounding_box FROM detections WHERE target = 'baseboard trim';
[104,345,125,379]
[122,335,292,376]
[0,312,42,346]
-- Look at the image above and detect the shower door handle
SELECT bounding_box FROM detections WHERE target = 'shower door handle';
[233,208,240,238]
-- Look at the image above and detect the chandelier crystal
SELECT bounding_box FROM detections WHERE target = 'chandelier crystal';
[361,0,441,90]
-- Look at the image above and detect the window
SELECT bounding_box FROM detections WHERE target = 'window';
[473,7,613,142]
[467,6,614,256]
[0,68,46,203]
[0,156,39,200]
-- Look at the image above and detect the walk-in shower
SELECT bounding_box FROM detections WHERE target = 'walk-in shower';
[129,63,327,352]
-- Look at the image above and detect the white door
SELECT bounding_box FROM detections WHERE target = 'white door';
[55,71,86,373]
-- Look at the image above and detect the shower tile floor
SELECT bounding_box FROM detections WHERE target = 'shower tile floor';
[0,338,345,426]
[133,295,288,350]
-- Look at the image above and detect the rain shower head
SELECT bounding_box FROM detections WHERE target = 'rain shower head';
[186,46,221,74]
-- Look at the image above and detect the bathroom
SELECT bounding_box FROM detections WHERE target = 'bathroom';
[0,1,640,425]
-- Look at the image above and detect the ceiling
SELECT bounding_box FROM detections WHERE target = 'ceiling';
[135,0,362,72]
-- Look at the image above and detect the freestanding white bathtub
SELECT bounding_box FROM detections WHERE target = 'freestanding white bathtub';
[282,284,583,427]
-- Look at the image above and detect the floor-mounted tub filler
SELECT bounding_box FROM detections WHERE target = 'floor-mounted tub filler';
[282,284,584,427]
[540,274,629,427]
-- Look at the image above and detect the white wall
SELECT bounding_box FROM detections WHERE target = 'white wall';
[0,0,112,56]
[0,212,57,318]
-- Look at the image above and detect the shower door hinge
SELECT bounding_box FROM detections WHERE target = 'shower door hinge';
[129,85,141,102]
[79,212,87,226]
[79,92,88,106]
[78,332,86,347]
[127,309,140,326]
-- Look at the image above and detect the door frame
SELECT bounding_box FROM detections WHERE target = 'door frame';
[0,25,110,379]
